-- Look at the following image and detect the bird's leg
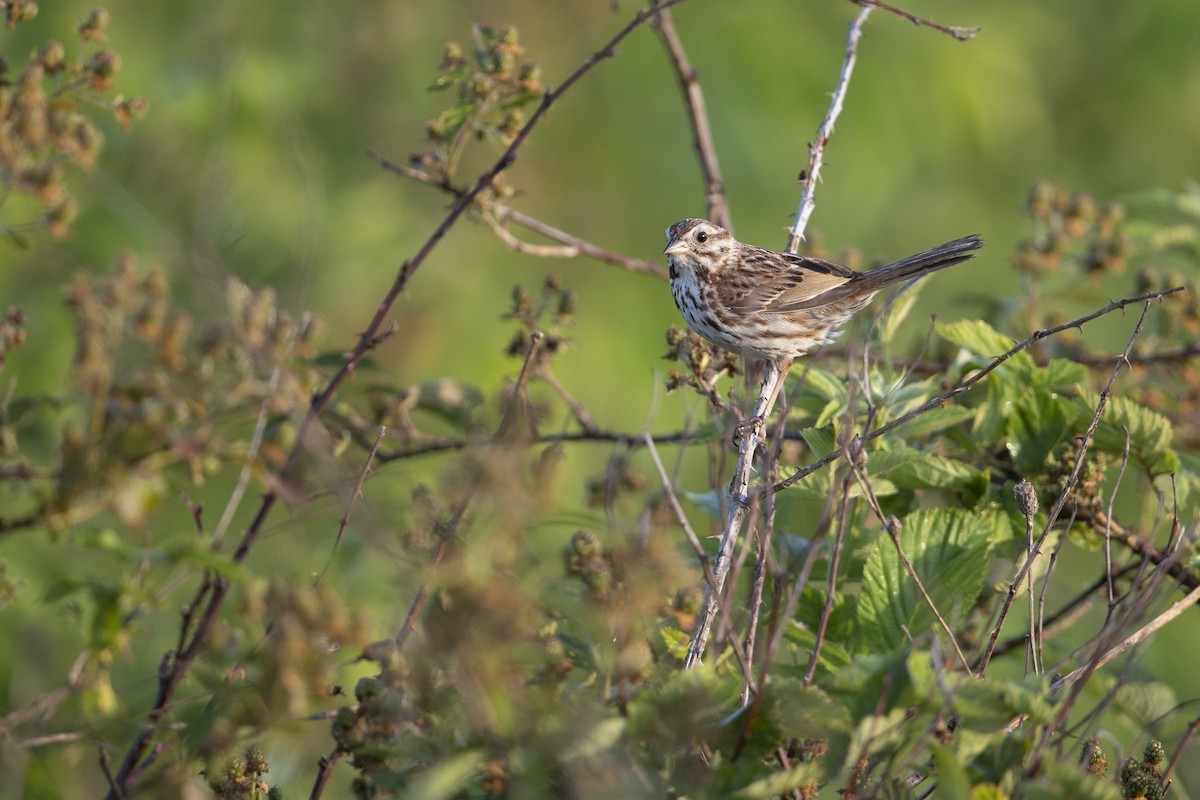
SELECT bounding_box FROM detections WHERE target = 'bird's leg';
[733,359,790,443]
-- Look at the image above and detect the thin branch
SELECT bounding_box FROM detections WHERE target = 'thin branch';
[313,425,387,587]
[1161,716,1200,793]
[309,748,343,800]
[485,205,667,278]
[685,2,879,669]
[804,452,856,686]
[848,441,974,674]
[1057,582,1200,691]
[370,153,667,279]
[853,0,979,41]
[653,8,731,230]
[684,361,788,667]
[786,5,872,252]
[643,431,712,584]
[775,287,1185,493]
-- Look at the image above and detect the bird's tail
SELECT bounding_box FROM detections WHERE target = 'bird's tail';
[853,234,984,294]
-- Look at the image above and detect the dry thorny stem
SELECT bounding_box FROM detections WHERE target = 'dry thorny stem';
[977,300,1155,676]
[103,3,688,795]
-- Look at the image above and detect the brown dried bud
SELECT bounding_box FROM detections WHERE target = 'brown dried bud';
[1014,481,1039,517]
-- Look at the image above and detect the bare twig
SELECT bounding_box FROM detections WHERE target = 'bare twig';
[853,0,980,41]
[1161,716,1200,793]
[654,8,731,230]
[1057,582,1200,691]
[313,425,387,587]
[370,153,667,279]
[786,5,872,252]
[804,454,856,686]
[309,748,342,800]
[103,4,687,794]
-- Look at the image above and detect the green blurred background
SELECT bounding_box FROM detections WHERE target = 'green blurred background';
[3,0,1200,795]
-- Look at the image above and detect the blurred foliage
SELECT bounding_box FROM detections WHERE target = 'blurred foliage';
[0,2,1199,799]
[0,3,145,245]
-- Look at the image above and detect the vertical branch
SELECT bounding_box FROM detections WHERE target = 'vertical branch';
[683,5,875,669]
[786,5,872,253]
[684,362,786,667]
[654,9,731,231]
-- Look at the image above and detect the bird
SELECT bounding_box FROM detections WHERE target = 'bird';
[663,218,983,434]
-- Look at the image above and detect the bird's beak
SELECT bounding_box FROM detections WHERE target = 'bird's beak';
[663,239,687,257]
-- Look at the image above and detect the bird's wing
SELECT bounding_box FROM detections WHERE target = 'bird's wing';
[717,247,858,313]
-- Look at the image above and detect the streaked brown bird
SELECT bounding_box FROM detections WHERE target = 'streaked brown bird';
[664,219,983,366]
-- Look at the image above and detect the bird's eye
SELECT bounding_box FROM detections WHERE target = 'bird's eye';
[696,231,708,243]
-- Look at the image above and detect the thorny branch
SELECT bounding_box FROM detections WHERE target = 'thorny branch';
[103,3,687,794]
[684,0,880,671]
[853,0,980,41]
[786,5,872,253]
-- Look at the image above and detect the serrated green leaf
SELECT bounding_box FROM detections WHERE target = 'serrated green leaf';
[797,366,846,401]
[858,509,993,651]
[842,708,910,777]
[813,398,843,429]
[892,404,976,439]
[1008,389,1074,475]
[949,673,1055,729]
[1078,390,1173,460]
[1030,358,1088,390]
[799,426,837,459]
[938,319,1031,371]
[884,449,981,491]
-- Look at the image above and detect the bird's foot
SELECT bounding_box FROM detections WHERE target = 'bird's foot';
[733,415,766,444]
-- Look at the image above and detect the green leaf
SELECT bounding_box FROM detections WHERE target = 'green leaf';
[796,366,846,401]
[1007,389,1074,475]
[938,319,1031,371]
[949,673,1055,729]
[878,285,922,347]
[1078,390,1173,460]
[1023,756,1122,800]
[932,745,972,800]
[891,404,975,439]
[858,509,993,651]
[882,448,982,491]
[660,626,690,661]
[730,762,823,798]
[407,750,485,800]
[799,426,837,459]
[681,490,724,522]
[1029,357,1088,390]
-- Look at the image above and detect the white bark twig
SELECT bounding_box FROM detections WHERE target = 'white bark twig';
[685,6,877,668]
[787,6,872,253]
